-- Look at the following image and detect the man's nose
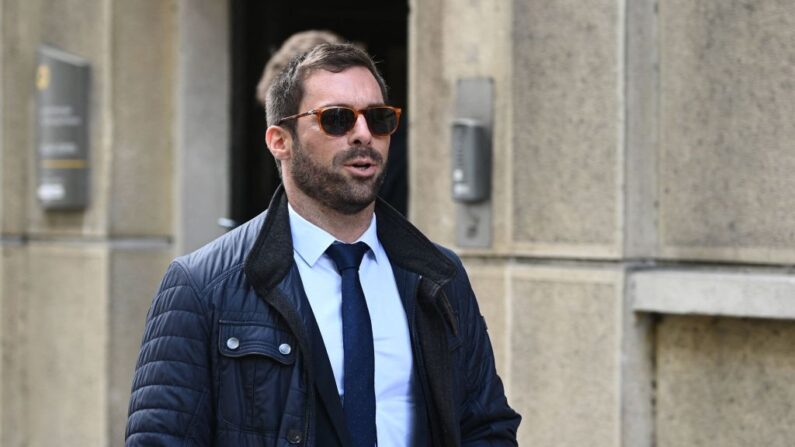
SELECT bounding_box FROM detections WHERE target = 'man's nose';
[347,113,373,146]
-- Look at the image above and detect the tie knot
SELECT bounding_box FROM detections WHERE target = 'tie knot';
[325,242,370,273]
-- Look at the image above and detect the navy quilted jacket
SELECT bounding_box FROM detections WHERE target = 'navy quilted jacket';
[125,187,520,446]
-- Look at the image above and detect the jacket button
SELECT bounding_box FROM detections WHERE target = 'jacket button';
[279,343,292,355]
[226,337,240,350]
[287,429,302,444]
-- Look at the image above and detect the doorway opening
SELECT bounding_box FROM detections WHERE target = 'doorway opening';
[229,1,409,225]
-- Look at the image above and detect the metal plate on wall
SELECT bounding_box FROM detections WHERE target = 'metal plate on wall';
[454,78,493,248]
[36,45,91,210]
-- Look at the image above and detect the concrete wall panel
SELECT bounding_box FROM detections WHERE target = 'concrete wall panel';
[109,0,176,237]
[176,0,229,253]
[3,0,177,238]
[0,245,26,446]
[409,0,512,251]
[658,0,795,264]
[0,1,31,235]
[409,0,454,244]
[24,0,111,236]
[656,316,795,447]
[510,0,623,257]
[510,266,622,446]
[108,246,172,445]
[25,243,109,446]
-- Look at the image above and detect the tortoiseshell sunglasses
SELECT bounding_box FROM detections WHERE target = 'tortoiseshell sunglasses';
[278,106,402,137]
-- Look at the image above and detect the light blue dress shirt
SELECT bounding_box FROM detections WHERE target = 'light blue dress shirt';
[288,205,415,446]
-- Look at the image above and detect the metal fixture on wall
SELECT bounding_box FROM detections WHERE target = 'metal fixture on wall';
[36,45,91,210]
[452,78,493,248]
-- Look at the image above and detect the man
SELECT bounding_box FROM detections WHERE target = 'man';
[126,43,520,446]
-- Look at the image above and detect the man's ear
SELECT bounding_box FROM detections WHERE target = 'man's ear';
[266,126,293,162]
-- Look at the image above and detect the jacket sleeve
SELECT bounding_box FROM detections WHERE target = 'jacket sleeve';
[125,261,213,446]
[446,255,522,446]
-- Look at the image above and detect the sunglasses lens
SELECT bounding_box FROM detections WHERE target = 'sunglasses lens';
[319,108,357,136]
[364,107,399,136]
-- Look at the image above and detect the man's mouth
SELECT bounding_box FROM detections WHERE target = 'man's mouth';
[335,147,384,178]
[344,158,378,176]
[351,160,373,169]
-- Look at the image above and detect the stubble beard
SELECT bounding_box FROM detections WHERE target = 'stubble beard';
[289,140,387,215]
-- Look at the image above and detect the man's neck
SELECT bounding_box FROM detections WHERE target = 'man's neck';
[284,185,375,244]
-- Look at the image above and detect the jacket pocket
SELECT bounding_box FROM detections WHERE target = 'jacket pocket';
[218,320,297,363]
[217,321,297,433]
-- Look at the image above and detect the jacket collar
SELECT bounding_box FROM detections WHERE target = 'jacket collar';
[244,184,295,296]
[244,184,457,296]
[375,199,456,287]
[244,185,460,447]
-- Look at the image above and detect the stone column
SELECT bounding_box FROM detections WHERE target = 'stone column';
[0,0,176,445]
[410,0,642,445]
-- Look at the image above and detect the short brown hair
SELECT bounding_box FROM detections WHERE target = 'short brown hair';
[256,30,343,107]
[265,43,389,135]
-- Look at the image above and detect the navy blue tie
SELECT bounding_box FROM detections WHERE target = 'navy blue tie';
[325,242,377,447]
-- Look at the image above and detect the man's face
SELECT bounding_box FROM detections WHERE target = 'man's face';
[285,66,390,215]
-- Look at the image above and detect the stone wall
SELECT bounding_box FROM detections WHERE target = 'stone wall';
[1,0,793,445]
[410,0,795,445]
[0,0,176,445]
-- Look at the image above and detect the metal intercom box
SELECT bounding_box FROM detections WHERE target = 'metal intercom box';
[451,117,491,203]
[36,45,91,210]
[452,78,493,248]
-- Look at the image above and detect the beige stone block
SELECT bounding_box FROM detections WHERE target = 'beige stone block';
[510,0,622,258]
[109,0,176,237]
[176,0,229,253]
[4,0,175,238]
[409,0,464,246]
[409,0,513,251]
[39,0,106,54]
[658,0,795,264]
[108,245,172,445]
[21,0,112,237]
[656,316,795,447]
[2,240,171,446]
[510,266,622,447]
[462,259,508,376]
[25,243,109,446]
[632,270,795,320]
[0,1,32,235]
[0,244,27,446]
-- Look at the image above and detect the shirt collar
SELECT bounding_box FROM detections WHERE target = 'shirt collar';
[288,204,381,267]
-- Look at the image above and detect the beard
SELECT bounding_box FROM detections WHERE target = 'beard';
[289,140,387,215]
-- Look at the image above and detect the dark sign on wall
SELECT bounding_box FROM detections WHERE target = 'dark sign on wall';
[36,45,90,210]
